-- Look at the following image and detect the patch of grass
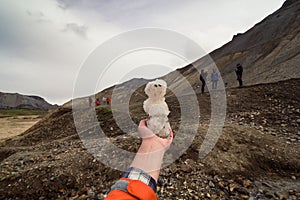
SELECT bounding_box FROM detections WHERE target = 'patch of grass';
[0,109,48,117]
[102,107,112,115]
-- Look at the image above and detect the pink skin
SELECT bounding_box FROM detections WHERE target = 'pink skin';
[130,119,174,182]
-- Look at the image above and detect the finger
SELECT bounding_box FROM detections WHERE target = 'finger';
[139,119,147,127]
[170,130,174,138]
[166,131,174,145]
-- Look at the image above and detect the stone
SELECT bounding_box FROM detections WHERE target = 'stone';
[229,183,236,192]
[209,180,215,187]
[265,192,274,198]
[242,179,252,188]
[181,164,192,173]
[235,186,249,195]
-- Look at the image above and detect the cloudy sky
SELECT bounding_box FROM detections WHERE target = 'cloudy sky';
[0,0,285,105]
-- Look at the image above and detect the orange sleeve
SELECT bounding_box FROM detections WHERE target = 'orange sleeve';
[105,178,157,200]
[105,189,136,200]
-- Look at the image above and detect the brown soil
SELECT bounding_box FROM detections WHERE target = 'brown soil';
[0,79,299,199]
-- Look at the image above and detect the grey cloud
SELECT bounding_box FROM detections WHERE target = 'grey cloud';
[26,10,51,23]
[55,0,185,27]
[56,0,81,10]
[26,10,44,17]
[63,23,88,38]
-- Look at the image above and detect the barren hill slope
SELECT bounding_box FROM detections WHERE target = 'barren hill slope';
[171,0,300,88]
[1,78,299,199]
[1,0,300,199]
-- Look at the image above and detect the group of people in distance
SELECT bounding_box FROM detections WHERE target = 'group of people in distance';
[88,96,111,107]
[200,63,243,93]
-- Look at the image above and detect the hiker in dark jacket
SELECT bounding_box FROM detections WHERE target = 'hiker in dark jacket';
[200,69,208,94]
[235,63,243,87]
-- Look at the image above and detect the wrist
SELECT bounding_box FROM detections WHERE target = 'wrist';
[139,140,167,154]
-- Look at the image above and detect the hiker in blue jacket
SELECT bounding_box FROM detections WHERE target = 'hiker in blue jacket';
[211,69,219,90]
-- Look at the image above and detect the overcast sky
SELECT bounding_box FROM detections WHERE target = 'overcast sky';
[0,0,285,105]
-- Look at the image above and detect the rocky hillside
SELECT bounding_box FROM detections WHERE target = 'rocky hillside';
[0,92,58,110]
[172,0,300,88]
[1,78,299,199]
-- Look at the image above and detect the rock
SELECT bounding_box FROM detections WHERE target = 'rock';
[59,188,66,193]
[169,164,178,173]
[209,180,215,187]
[265,192,274,198]
[71,191,78,197]
[229,183,236,192]
[78,194,87,200]
[242,179,252,188]
[181,163,192,173]
[289,190,295,195]
[87,188,95,197]
[235,186,249,195]
[218,181,225,188]
[206,193,211,198]
[219,190,226,196]
[274,191,286,200]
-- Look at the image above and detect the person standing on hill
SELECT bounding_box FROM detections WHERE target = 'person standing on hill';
[211,69,219,90]
[200,69,208,94]
[88,97,93,107]
[106,97,111,105]
[235,63,243,87]
[102,97,107,105]
[95,98,101,106]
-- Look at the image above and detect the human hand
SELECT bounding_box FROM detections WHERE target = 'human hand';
[138,119,173,153]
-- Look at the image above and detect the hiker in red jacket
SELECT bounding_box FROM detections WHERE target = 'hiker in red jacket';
[105,119,173,200]
[95,98,101,106]
[106,97,111,105]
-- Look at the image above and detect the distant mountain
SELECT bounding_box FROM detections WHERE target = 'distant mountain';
[0,92,58,110]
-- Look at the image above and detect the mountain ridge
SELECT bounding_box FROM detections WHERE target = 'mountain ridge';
[0,91,58,110]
